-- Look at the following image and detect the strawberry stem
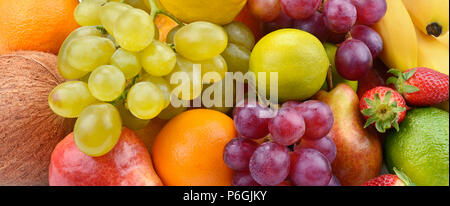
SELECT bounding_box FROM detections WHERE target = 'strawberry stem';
[387,69,420,95]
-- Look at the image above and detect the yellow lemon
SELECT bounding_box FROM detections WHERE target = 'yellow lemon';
[158,0,247,25]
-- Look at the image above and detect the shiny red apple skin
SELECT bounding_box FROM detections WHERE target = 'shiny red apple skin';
[49,128,163,186]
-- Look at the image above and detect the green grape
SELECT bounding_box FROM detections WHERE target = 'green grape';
[140,74,171,108]
[74,103,122,157]
[166,55,203,100]
[174,21,228,61]
[221,43,251,73]
[166,25,183,44]
[66,36,116,72]
[115,100,150,131]
[74,1,103,26]
[124,0,150,12]
[139,40,176,77]
[224,21,255,50]
[158,103,188,120]
[58,26,105,79]
[88,65,126,102]
[127,82,165,120]
[114,8,155,52]
[200,55,228,84]
[48,81,98,118]
[99,2,132,35]
[110,48,142,79]
[80,73,91,83]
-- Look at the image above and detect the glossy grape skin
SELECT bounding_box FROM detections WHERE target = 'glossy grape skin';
[140,74,172,108]
[99,2,133,35]
[327,31,347,44]
[66,36,116,72]
[174,21,228,61]
[114,8,155,52]
[232,171,261,186]
[328,175,341,186]
[88,65,126,102]
[248,0,282,22]
[269,107,306,146]
[290,148,332,186]
[74,103,122,157]
[281,100,301,108]
[335,39,373,81]
[166,25,183,44]
[224,21,256,50]
[48,81,98,118]
[110,48,142,79]
[221,43,251,73]
[200,55,228,84]
[74,0,103,26]
[263,9,293,34]
[127,82,165,120]
[233,101,273,139]
[295,100,334,140]
[166,55,203,100]
[281,0,321,20]
[58,26,105,79]
[115,100,150,131]
[351,0,387,26]
[350,25,383,58]
[223,138,260,171]
[323,0,357,34]
[249,142,291,186]
[293,11,330,42]
[139,40,176,77]
[298,136,337,163]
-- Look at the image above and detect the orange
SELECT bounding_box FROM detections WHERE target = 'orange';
[154,14,178,43]
[152,109,236,186]
[0,0,79,55]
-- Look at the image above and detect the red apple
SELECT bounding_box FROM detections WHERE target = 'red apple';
[49,128,163,186]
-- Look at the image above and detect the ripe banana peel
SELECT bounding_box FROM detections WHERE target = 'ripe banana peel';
[415,27,449,75]
[402,0,449,37]
[373,0,418,72]
[437,32,449,48]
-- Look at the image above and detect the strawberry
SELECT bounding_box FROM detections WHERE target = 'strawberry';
[362,168,415,186]
[387,68,449,106]
[360,87,407,133]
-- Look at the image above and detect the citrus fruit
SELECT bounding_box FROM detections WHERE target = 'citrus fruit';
[159,0,247,25]
[249,29,329,102]
[385,107,449,186]
[152,109,236,186]
[0,0,79,55]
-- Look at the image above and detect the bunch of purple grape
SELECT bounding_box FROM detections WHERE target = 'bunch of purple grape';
[249,0,387,81]
[223,100,341,186]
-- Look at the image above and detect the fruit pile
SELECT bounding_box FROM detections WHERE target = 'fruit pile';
[0,0,448,187]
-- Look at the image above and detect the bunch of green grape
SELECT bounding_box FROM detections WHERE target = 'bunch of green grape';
[48,0,256,157]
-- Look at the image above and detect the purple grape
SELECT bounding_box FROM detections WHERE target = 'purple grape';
[269,107,306,146]
[323,0,357,34]
[328,175,341,186]
[281,100,302,108]
[351,0,387,26]
[232,171,261,186]
[293,11,330,42]
[249,142,290,186]
[295,100,334,140]
[281,0,321,20]
[350,25,383,58]
[327,31,347,44]
[298,136,337,163]
[263,9,294,34]
[290,148,332,186]
[234,101,272,139]
[335,39,373,80]
[223,138,260,171]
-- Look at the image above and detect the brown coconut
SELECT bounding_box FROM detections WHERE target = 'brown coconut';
[0,51,75,186]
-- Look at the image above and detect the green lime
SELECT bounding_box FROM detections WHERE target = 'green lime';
[385,107,449,186]
[249,29,329,102]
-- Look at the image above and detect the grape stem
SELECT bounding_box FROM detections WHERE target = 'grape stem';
[148,0,185,26]
[326,66,334,91]
[110,74,141,106]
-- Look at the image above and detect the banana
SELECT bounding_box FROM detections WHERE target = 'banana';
[437,32,449,47]
[415,27,449,75]
[373,0,418,72]
[402,0,449,37]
